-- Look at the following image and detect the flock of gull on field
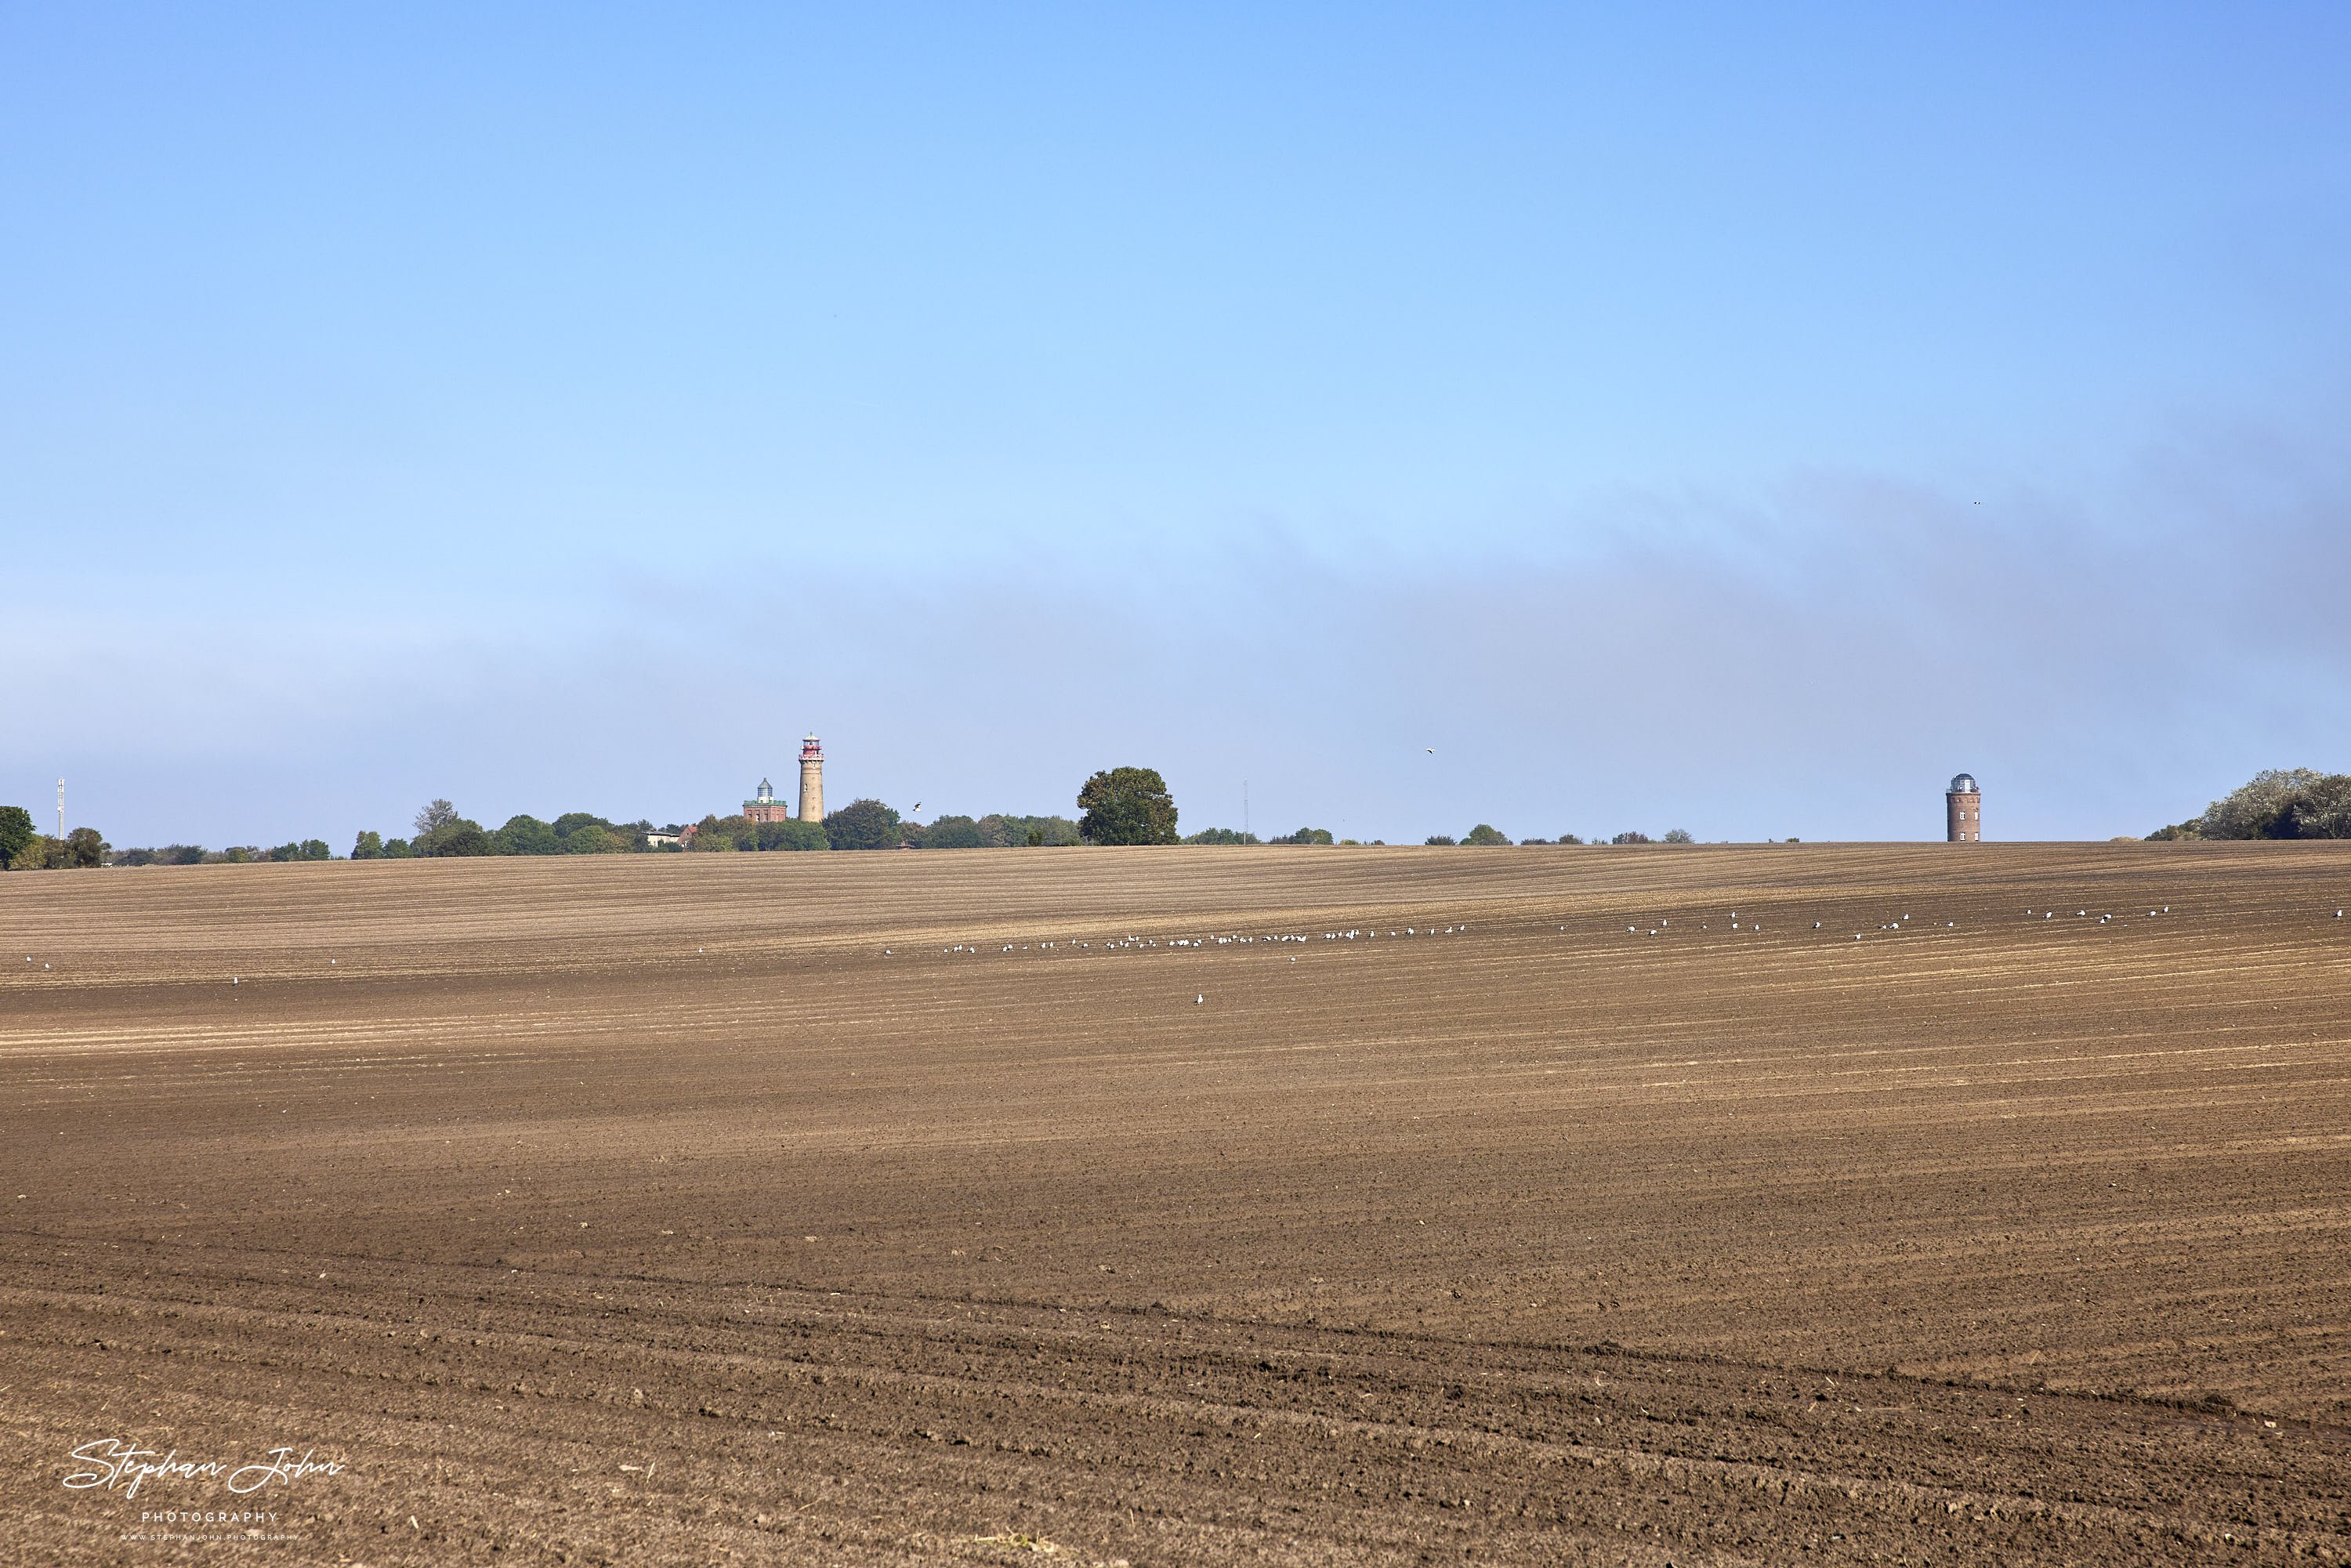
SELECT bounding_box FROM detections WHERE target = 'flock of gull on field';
[896,925,1474,962]
[9,906,2347,987]
[865,900,2350,969]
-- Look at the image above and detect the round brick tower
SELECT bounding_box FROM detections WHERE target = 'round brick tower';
[1946,773,1981,842]
[796,734,825,824]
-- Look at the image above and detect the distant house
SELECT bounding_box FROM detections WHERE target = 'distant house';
[646,828,683,849]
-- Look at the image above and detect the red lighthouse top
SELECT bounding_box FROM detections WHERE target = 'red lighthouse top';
[800,733,823,760]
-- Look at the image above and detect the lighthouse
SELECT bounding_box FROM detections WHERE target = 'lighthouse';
[797,734,825,824]
[1946,773,1981,842]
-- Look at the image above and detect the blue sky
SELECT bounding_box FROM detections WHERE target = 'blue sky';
[5,3,2348,846]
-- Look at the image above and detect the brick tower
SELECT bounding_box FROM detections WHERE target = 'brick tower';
[796,734,825,824]
[1946,773,1981,842]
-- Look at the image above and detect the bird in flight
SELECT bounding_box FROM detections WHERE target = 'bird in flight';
[1425,748,1435,754]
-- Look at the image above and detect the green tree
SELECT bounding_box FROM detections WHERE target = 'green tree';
[415,799,460,837]
[824,798,901,851]
[1184,827,1260,845]
[0,805,34,870]
[300,838,331,859]
[2278,774,2351,839]
[382,838,414,858]
[1077,767,1177,846]
[266,842,304,861]
[351,830,384,859]
[2173,769,2351,840]
[415,818,492,856]
[1611,831,1653,845]
[1462,824,1509,846]
[1556,834,1585,845]
[686,813,745,851]
[922,814,986,849]
[494,815,560,856]
[164,843,207,865]
[1425,834,1456,846]
[1662,828,1694,844]
[561,824,621,854]
[2196,769,2319,838]
[753,819,830,851]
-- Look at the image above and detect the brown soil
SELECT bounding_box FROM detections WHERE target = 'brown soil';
[4,842,2349,1565]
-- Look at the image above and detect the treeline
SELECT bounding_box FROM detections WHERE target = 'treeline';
[114,841,331,865]
[0,807,106,870]
[1183,827,1347,845]
[684,800,1083,852]
[353,802,661,858]
[2148,769,2351,841]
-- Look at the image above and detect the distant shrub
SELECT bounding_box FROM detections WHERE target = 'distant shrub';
[2181,769,2351,840]
[1611,831,1652,845]
[1184,827,1260,845]
[1662,828,1694,844]
[1425,835,1457,846]
[1462,824,1509,846]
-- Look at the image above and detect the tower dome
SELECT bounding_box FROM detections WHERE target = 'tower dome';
[1949,773,1977,794]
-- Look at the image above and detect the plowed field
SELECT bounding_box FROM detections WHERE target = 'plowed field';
[5,842,2350,1565]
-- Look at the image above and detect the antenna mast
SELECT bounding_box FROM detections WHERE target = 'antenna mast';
[57,779,64,840]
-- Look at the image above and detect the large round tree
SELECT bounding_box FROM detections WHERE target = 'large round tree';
[824,798,903,850]
[1077,767,1179,846]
